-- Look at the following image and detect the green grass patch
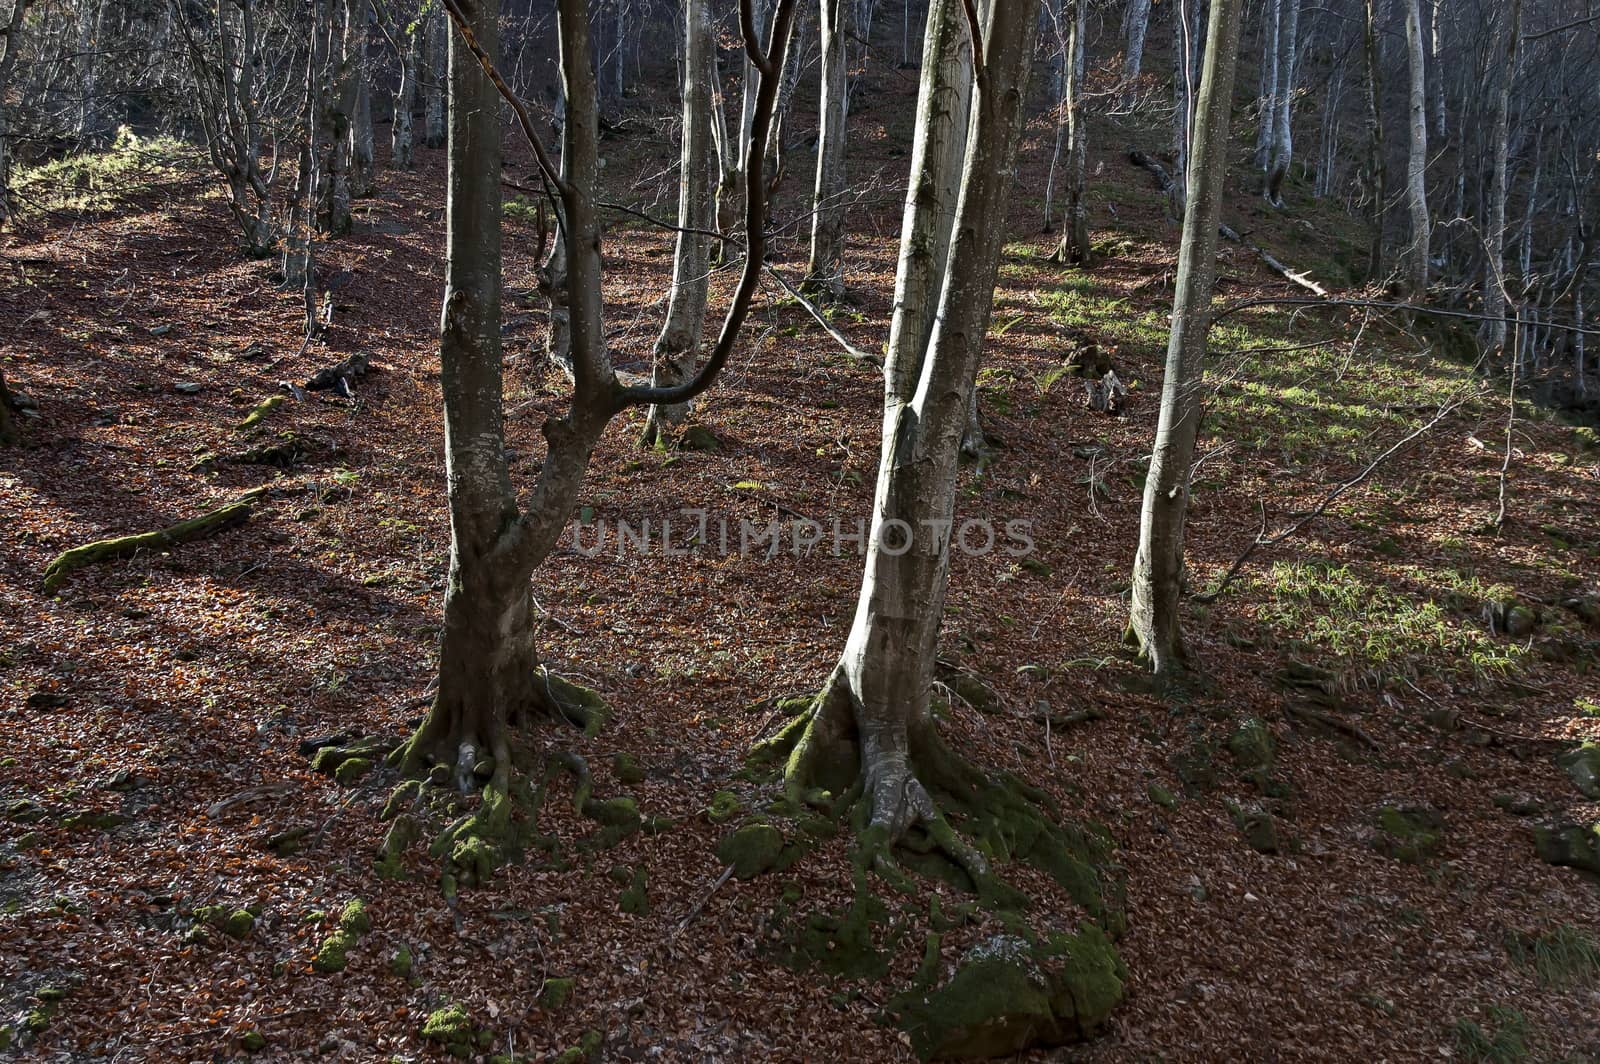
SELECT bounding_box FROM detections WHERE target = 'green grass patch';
[1251,562,1528,681]
[13,127,191,215]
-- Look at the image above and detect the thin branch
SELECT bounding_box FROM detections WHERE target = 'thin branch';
[1212,295,1600,339]
[1193,395,1466,603]
[764,266,883,365]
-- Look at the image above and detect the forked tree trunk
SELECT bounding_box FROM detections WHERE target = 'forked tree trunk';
[409,0,796,791]
[1126,0,1245,679]
[642,0,715,445]
[1483,0,1520,357]
[805,0,849,298]
[1401,0,1429,297]
[778,0,1038,849]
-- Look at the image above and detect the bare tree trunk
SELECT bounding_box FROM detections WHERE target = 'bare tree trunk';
[350,4,376,198]
[1123,0,1151,84]
[391,19,419,169]
[1263,0,1298,206]
[642,0,715,445]
[776,0,1039,853]
[0,367,17,446]
[805,0,849,298]
[1170,0,1207,218]
[1363,0,1387,282]
[1401,0,1429,297]
[423,6,446,148]
[1484,0,1520,357]
[283,0,327,289]
[1126,0,1245,679]
[1053,0,1089,265]
[1253,0,1278,171]
[0,0,26,223]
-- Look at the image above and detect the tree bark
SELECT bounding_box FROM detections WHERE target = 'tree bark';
[424,5,446,148]
[642,0,715,444]
[1123,0,1150,84]
[1053,0,1089,265]
[1126,0,1245,679]
[0,367,17,446]
[1170,0,1208,218]
[778,0,1038,851]
[1401,0,1429,297]
[0,0,26,223]
[805,0,849,298]
[1362,0,1387,282]
[391,18,419,169]
[1484,0,1520,357]
[1262,0,1298,206]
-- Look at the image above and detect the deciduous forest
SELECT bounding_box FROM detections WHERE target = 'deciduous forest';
[2,0,1599,1058]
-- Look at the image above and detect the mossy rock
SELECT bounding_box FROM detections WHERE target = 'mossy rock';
[1173,740,1218,793]
[309,740,388,777]
[552,1029,602,1064]
[1374,805,1443,863]
[1231,805,1283,854]
[612,752,646,785]
[333,757,373,785]
[381,779,423,820]
[222,909,255,939]
[420,1003,487,1059]
[238,394,286,431]
[539,976,575,1009]
[706,790,743,823]
[716,822,785,879]
[389,946,413,978]
[1226,718,1275,772]
[339,898,371,934]
[1532,821,1600,876]
[60,809,128,831]
[897,928,1123,1060]
[240,1030,267,1053]
[1146,783,1178,810]
[679,424,721,452]
[313,929,357,972]
[1556,745,1600,799]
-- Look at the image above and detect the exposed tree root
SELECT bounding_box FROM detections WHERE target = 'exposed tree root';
[41,487,267,593]
[752,671,1120,926]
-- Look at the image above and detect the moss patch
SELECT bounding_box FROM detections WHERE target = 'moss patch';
[716,822,785,879]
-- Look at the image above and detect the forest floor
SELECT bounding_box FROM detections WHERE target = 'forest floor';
[3,58,1600,1064]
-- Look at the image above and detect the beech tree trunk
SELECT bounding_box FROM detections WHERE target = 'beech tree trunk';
[1123,0,1150,84]
[424,6,446,148]
[0,0,25,223]
[1170,0,1207,217]
[1401,0,1429,297]
[1054,0,1089,265]
[1262,0,1298,206]
[780,0,1038,848]
[350,17,375,198]
[1484,0,1520,357]
[1126,0,1245,679]
[642,0,715,444]
[391,20,419,169]
[805,0,849,298]
[1362,0,1387,282]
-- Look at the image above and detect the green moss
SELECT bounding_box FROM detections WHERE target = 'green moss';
[238,394,286,431]
[1227,718,1276,772]
[897,928,1124,1060]
[222,909,255,938]
[381,779,423,820]
[1147,783,1178,809]
[1375,806,1443,863]
[389,946,413,978]
[375,815,421,880]
[716,822,785,879]
[60,809,128,831]
[539,976,575,1009]
[551,1029,602,1064]
[339,898,371,934]
[333,757,372,785]
[420,1003,479,1055]
[313,930,356,972]
[240,1030,267,1052]
[706,790,743,823]
[612,752,646,785]
[619,867,649,915]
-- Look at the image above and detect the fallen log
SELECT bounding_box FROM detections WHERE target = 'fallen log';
[42,488,266,593]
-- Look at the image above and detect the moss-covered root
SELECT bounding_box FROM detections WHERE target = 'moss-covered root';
[536,670,610,736]
[753,673,992,885]
[41,488,267,593]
